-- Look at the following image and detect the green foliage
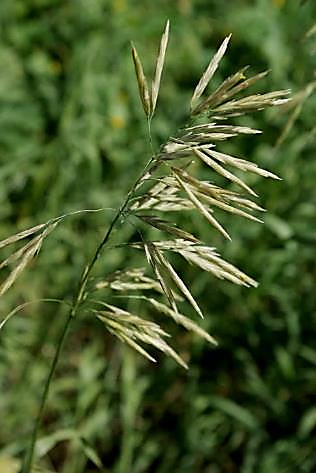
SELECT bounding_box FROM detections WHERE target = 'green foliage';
[0,0,315,472]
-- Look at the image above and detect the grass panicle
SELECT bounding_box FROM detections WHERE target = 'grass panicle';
[1,29,289,363]
[0,26,290,473]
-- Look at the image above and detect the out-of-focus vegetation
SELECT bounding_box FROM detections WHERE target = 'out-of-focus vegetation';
[0,0,315,472]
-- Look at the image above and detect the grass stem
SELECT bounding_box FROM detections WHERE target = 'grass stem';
[21,309,72,473]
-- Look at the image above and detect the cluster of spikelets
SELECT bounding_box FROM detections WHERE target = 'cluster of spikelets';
[0,22,290,368]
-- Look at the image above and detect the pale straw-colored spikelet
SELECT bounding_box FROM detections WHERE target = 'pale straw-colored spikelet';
[151,20,170,116]
[144,241,179,314]
[96,302,187,368]
[191,34,232,112]
[193,148,258,196]
[0,222,47,250]
[153,248,204,318]
[148,298,217,345]
[0,209,108,302]
[136,214,198,242]
[0,222,58,297]
[95,267,163,293]
[172,169,232,240]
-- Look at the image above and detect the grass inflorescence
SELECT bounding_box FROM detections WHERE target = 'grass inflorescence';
[1,22,291,473]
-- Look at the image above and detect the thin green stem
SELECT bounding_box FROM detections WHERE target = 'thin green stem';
[147,116,154,155]
[21,155,156,473]
[21,310,72,473]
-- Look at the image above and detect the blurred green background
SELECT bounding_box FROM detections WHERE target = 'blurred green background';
[0,0,315,472]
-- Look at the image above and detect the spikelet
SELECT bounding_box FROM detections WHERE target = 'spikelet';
[131,43,151,116]
[131,20,170,118]
[151,20,170,115]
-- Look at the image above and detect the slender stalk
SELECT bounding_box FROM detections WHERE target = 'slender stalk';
[147,116,154,156]
[21,310,72,473]
[21,156,155,473]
